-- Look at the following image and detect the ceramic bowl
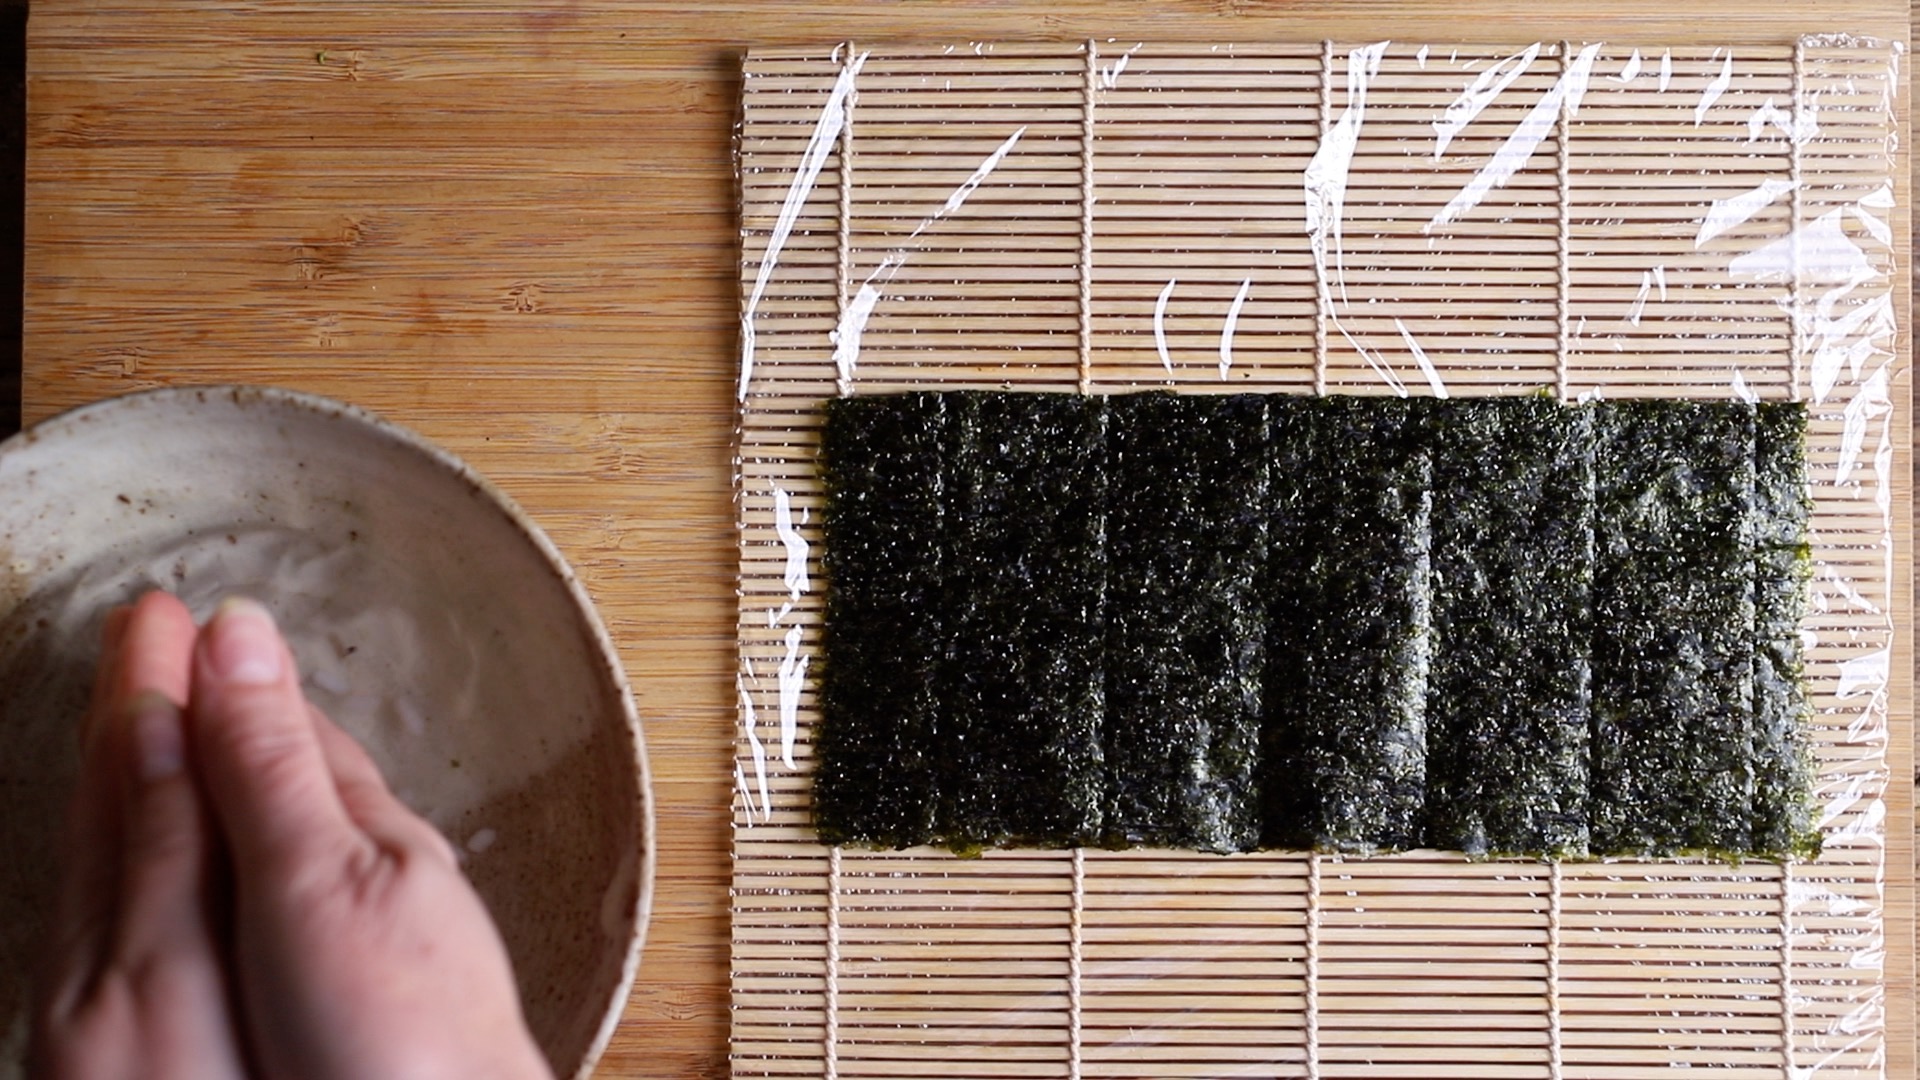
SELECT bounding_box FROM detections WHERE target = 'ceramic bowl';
[0,386,652,1079]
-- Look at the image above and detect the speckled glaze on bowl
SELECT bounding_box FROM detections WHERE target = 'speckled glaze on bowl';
[0,386,652,1080]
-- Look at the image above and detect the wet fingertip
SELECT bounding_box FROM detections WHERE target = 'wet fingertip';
[201,597,286,686]
[125,692,185,782]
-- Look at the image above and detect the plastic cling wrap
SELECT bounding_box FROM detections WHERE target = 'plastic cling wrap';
[734,37,1905,1080]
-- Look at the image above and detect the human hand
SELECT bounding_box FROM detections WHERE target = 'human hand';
[31,594,554,1080]
[189,596,553,1080]
[30,591,248,1080]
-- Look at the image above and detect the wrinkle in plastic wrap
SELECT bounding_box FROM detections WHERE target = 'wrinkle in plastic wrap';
[733,37,1905,1079]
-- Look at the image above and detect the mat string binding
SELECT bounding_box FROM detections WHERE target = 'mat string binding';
[1068,847,1087,1080]
[1305,851,1322,1080]
[1311,40,1333,398]
[1547,861,1565,1080]
[1069,50,1092,1040]
[1789,38,1806,404]
[827,49,853,1069]
[834,41,857,399]
[824,844,843,1080]
[1078,40,1097,396]
[1553,41,1574,404]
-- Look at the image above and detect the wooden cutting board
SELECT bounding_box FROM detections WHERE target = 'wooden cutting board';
[22,3,1911,1078]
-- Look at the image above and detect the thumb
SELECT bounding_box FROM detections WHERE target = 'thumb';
[189,598,357,876]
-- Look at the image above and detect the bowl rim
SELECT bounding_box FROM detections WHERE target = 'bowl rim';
[1,384,656,1080]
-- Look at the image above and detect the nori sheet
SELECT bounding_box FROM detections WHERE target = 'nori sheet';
[812,392,949,848]
[939,391,1108,850]
[1424,398,1594,858]
[1261,395,1433,854]
[1103,392,1269,853]
[1750,402,1820,859]
[815,390,1819,862]
[1590,401,1759,857]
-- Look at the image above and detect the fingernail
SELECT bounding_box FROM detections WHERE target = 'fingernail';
[206,597,284,686]
[127,691,184,781]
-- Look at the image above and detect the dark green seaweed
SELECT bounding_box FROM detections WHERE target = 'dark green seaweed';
[812,389,1820,862]
[1103,392,1269,853]
[1750,402,1820,859]
[1425,398,1595,858]
[939,391,1108,850]
[1590,401,1758,857]
[812,392,949,848]
[1262,395,1432,854]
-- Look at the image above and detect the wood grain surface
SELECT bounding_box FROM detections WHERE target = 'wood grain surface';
[21,3,1911,1078]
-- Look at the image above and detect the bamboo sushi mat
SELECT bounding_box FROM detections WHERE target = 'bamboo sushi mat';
[732,39,1907,1078]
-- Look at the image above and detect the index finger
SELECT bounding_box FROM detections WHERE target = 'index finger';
[188,598,361,876]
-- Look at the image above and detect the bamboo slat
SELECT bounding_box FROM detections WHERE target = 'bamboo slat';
[735,37,1908,1080]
